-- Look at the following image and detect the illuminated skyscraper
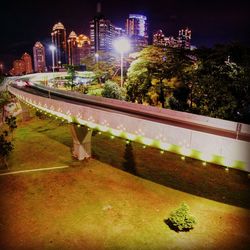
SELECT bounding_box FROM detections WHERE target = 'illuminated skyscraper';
[33,41,46,72]
[90,2,124,53]
[178,28,191,49]
[12,60,26,75]
[153,30,166,47]
[126,14,148,51]
[51,22,67,68]
[68,31,91,65]
[21,53,33,74]
[153,28,192,49]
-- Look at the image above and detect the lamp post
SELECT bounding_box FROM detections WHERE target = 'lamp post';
[113,37,130,87]
[49,45,56,72]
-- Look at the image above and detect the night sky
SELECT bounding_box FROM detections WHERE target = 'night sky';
[1,0,250,70]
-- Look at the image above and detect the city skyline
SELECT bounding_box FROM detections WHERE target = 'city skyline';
[1,0,250,70]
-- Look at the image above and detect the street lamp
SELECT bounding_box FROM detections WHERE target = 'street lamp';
[113,37,130,87]
[95,53,99,70]
[95,53,99,63]
[49,45,56,72]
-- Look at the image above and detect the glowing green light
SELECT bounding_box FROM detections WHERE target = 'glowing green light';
[181,156,185,161]
[111,129,122,136]
[159,142,169,151]
[202,162,206,166]
[126,133,136,141]
[142,137,153,146]
[110,135,115,139]
[160,150,164,154]
[181,147,191,157]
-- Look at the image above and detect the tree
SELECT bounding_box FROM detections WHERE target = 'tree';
[64,64,78,90]
[101,80,124,100]
[0,116,17,169]
[81,51,119,83]
[191,45,250,122]
[0,132,13,169]
[5,116,17,139]
[0,91,11,123]
[126,46,168,106]
[126,46,194,108]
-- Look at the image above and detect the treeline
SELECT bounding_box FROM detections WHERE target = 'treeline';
[125,43,250,124]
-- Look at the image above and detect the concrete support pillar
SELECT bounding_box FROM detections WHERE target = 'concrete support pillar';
[70,124,92,160]
[19,102,31,121]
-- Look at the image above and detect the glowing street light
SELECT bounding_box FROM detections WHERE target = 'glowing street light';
[95,53,99,70]
[49,45,56,72]
[95,53,99,63]
[113,37,130,87]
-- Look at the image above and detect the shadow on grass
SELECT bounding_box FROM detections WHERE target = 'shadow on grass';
[34,121,72,147]
[164,219,192,233]
[122,142,139,176]
[92,134,250,209]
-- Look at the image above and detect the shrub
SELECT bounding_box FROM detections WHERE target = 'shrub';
[167,203,196,232]
[101,80,124,100]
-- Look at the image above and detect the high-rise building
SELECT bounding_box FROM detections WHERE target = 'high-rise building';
[153,28,192,50]
[113,26,126,38]
[178,28,191,49]
[126,14,148,51]
[153,30,166,47]
[51,22,67,67]
[12,59,26,75]
[68,31,91,65]
[90,2,124,53]
[33,41,46,72]
[21,53,33,74]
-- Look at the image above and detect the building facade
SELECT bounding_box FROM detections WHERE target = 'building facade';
[153,28,192,49]
[90,3,124,53]
[90,17,114,53]
[153,30,166,47]
[21,53,33,74]
[68,31,91,65]
[126,14,148,51]
[12,60,26,75]
[178,28,191,49]
[33,41,46,72]
[51,22,67,68]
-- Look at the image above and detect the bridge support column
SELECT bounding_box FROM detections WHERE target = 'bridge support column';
[70,125,92,160]
[19,101,31,121]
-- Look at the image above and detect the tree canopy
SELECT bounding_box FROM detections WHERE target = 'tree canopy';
[125,43,250,123]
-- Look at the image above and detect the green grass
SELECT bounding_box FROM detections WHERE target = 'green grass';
[92,133,250,209]
[1,159,250,249]
[1,115,250,249]
[8,117,74,170]
[6,114,250,209]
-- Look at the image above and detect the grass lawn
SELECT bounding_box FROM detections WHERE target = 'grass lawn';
[0,115,249,249]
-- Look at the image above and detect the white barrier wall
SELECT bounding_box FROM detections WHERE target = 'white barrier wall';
[9,86,250,172]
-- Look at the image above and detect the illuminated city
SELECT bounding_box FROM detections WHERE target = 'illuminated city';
[0,1,250,249]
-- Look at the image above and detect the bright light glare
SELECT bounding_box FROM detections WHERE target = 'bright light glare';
[49,45,56,51]
[113,37,131,53]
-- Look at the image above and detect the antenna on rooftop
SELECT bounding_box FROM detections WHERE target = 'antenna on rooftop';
[97,2,101,14]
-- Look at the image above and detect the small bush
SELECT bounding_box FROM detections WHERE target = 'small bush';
[101,80,124,100]
[167,203,196,232]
